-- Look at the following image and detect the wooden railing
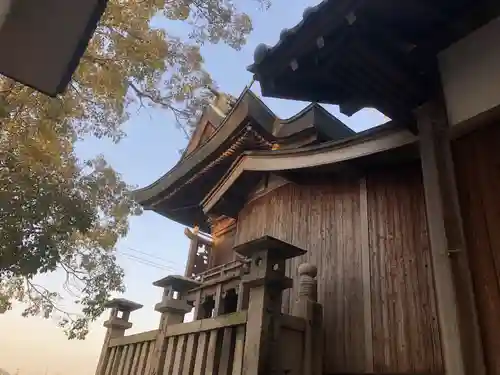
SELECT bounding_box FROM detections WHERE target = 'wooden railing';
[162,311,247,375]
[102,330,157,375]
[95,235,323,375]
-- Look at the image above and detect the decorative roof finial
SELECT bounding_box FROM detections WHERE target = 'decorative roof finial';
[254,43,270,64]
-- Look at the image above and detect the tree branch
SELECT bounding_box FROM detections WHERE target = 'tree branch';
[127,81,190,138]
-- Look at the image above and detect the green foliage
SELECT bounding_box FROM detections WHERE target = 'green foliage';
[0,0,268,338]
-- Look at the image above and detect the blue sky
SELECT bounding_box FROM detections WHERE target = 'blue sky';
[74,0,387,333]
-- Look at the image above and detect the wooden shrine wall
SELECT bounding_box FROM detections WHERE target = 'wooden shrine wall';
[234,162,443,374]
[210,216,236,267]
[453,122,500,375]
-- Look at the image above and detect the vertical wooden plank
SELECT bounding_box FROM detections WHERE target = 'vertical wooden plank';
[129,343,143,375]
[193,290,204,320]
[454,126,500,375]
[172,335,187,375]
[122,344,136,375]
[110,346,124,375]
[182,334,198,375]
[104,347,117,375]
[218,328,234,375]
[236,282,249,312]
[213,284,224,317]
[359,177,374,372]
[163,337,177,375]
[416,98,485,375]
[136,342,150,375]
[116,346,129,375]
[193,331,209,375]
[231,326,245,375]
[204,330,219,375]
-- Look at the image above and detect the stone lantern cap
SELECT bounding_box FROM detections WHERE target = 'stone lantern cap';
[234,235,306,259]
[103,298,143,312]
[153,275,201,292]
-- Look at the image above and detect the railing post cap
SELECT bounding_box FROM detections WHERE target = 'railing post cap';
[155,299,192,314]
[298,263,318,278]
[153,275,201,292]
[103,298,143,312]
[233,235,306,259]
[103,318,133,330]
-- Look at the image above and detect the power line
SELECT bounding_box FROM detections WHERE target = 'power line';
[117,252,179,272]
[124,246,181,268]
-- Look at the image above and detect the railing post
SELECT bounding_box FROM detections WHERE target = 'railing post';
[234,235,306,375]
[95,298,143,375]
[148,275,201,375]
[293,263,323,375]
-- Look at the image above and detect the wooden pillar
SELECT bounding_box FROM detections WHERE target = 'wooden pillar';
[293,263,323,375]
[148,275,200,375]
[234,235,306,375]
[184,227,200,278]
[95,298,143,375]
[416,97,485,375]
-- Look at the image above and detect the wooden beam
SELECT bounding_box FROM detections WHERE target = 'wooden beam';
[203,128,417,214]
[415,96,485,375]
[108,330,158,348]
[165,311,247,337]
[359,177,374,372]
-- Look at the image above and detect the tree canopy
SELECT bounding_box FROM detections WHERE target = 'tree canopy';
[0,0,269,339]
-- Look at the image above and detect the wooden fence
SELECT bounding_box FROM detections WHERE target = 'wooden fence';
[102,331,157,375]
[95,235,323,375]
[162,311,247,375]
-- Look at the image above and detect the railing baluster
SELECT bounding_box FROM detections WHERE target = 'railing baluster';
[218,328,233,375]
[123,344,136,375]
[193,332,209,374]
[172,335,187,374]
[182,334,197,375]
[231,326,245,375]
[117,346,129,375]
[137,342,150,375]
[104,347,117,375]
[204,330,219,375]
[163,337,176,375]
[129,343,142,375]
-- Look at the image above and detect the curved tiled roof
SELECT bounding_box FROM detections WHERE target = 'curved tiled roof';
[132,88,354,230]
[247,0,334,73]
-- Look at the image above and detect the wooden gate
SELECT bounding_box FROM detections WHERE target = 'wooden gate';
[453,122,500,375]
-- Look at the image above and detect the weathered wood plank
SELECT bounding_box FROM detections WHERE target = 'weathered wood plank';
[231,326,245,375]
[163,337,176,375]
[109,330,158,347]
[172,335,187,375]
[235,179,364,373]
[359,177,374,372]
[417,98,485,375]
[137,342,151,375]
[104,347,117,375]
[204,330,219,375]
[182,334,197,375]
[213,284,224,317]
[129,342,143,375]
[218,328,233,375]
[122,344,136,375]
[166,311,247,337]
[116,346,129,375]
[279,327,303,375]
[280,314,305,332]
[367,165,444,372]
[453,122,500,375]
[193,332,209,375]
